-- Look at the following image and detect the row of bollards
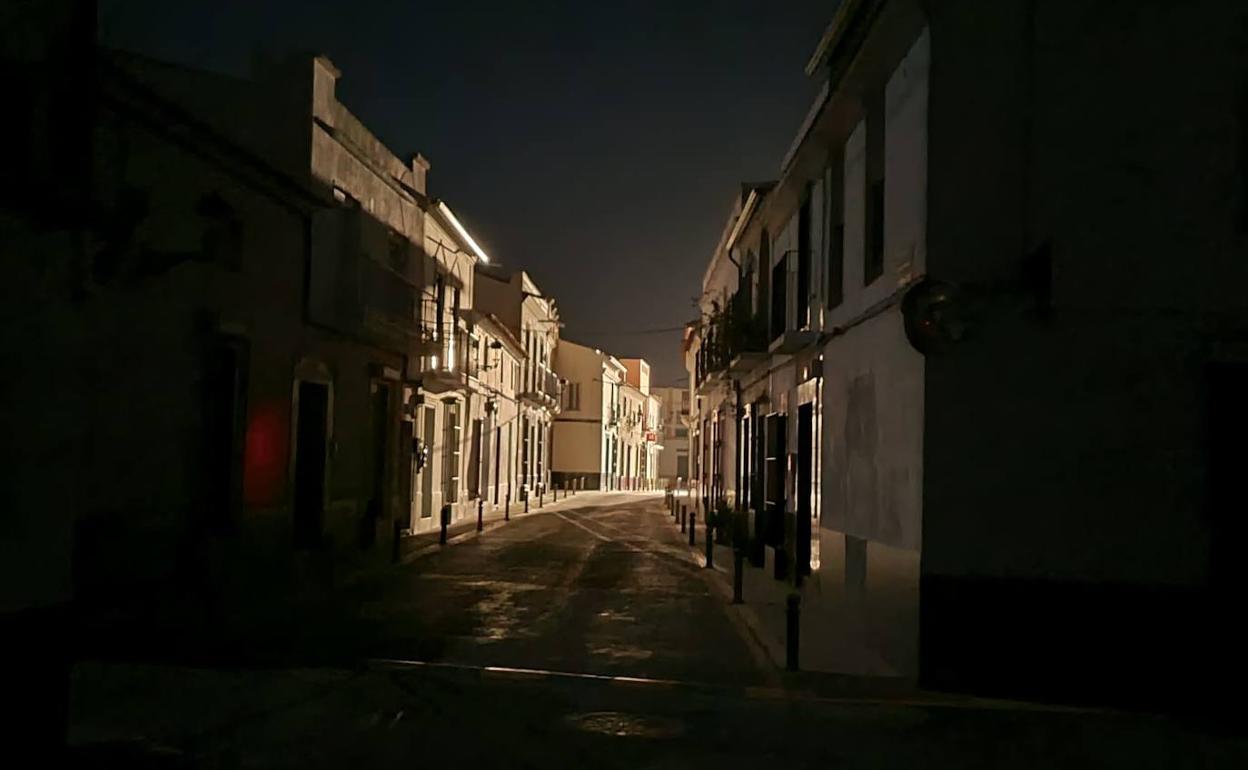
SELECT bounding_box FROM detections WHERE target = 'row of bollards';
[666,491,801,673]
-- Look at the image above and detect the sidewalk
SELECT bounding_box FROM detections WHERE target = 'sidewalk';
[661,504,1138,714]
[660,498,915,690]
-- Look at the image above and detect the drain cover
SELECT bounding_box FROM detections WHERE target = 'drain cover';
[565,711,685,739]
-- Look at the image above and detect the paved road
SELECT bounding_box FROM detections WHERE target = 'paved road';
[69,493,1248,768]
[350,493,767,684]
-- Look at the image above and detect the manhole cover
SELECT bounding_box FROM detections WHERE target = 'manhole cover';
[565,711,685,739]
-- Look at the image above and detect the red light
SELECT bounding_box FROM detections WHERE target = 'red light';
[244,403,288,506]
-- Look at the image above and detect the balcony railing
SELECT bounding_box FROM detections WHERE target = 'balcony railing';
[416,298,476,392]
[694,289,768,388]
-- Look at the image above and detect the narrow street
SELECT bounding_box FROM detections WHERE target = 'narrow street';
[354,492,765,683]
[69,494,1248,769]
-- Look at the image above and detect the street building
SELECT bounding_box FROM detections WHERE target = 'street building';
[651,386,691,485]
[4,42,556,609]
[551,339,630,490]
[617,358,662,490]
[474,266,562,501]
[684,0,1248,708]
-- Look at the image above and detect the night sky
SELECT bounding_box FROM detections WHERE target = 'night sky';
[98,1,834,384]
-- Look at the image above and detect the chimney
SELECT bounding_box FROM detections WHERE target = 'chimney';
[408,153,430,196]
[311,55,340,125]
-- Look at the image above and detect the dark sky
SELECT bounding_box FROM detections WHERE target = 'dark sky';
[99,1,833,385]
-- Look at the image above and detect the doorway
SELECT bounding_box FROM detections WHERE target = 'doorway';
[796,401,814,582]
[203,335,248,535]
[420,406,435,520]
[293,381,329,548]
[363,381,391,549]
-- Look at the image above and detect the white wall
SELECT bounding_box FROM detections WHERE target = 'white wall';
[810,27,929,678]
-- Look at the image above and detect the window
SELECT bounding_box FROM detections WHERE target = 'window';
[198,193,243,272]
[866,179,885,284]
[826,162,844,309]
[864,99,886,285]
[770,256,786,341]
[797,190,812,329]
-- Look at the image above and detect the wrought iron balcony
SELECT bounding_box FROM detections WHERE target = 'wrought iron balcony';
[694,289,768,390]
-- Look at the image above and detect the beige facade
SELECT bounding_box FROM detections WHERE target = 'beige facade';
[551,339,628,490]
[473,267,561,500]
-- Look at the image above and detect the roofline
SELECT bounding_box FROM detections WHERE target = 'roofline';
[701,182,773,291]
[804,0,869,77]
[433,200,490,264]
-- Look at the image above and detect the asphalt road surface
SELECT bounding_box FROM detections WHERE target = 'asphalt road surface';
[69,493,1248,768]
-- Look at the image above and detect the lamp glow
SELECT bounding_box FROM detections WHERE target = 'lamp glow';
[437,201,491,264]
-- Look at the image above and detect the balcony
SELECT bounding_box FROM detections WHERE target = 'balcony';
[694,289,769,392]
[769,326,819,354]
[415,299,474,393]
[520,366,561,411]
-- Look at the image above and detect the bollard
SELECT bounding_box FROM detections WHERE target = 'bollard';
[733,549,745,604]
[439,504,451,545]
[704,517,713,568]
[477,498,484,532]
[524,494,529,514]
[391,518,402,564]
[505,490,511,521]
[689,512,696,547]
[539,488,544,508]
[786,593,801,671]
[680,505,687,533]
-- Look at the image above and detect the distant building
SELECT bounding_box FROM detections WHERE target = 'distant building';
[618,358,661,490]
[651,386,690,484]
[551,340,628,490]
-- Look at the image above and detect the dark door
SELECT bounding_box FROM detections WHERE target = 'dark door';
[203,335,248,535]
[467,418,483,499]
[420,407,435,518]
[493,425,502,504]
[764,413,786,547]
[363,382,391,549]
[796,401,814,581]
[399,418,414,530]
[750,406,766,566]
[293,381,329,548]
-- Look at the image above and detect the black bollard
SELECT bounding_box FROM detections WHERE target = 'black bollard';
[786,593,801,671]
[539,488,544,508]
[689,512,696,547]
[680,505,686,533]
[439,504,451,545]
[705,517,713,568]
[477,499,484,532]
[391,518,402,564]
[524,493,529,514]
[733,549,745,604]
[505,490,511,521]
